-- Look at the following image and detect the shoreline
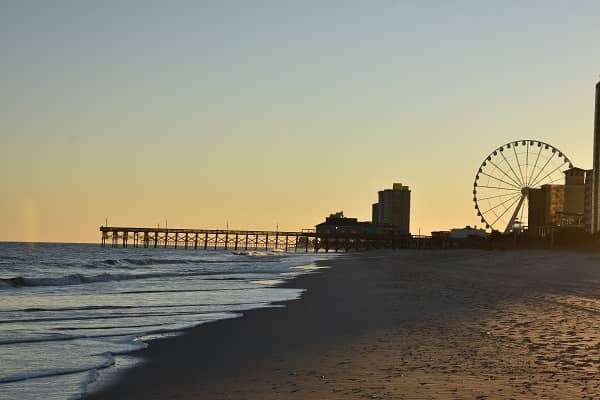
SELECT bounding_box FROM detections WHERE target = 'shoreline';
[87,249,600,399]
[85,253,352,399]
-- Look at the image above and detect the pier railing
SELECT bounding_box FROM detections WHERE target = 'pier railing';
[100,226,437,252]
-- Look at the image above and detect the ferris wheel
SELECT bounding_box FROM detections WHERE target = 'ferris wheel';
[473,140,573,233]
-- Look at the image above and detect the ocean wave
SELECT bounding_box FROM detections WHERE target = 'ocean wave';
[0,255,27,262]
[0,353,116,384]
[0,308,252,324]
[0,276,27,288]
[25,257,245,271]
[0,271,196,289]
[0,272,178,289]
[0,242,330,400]
[0,267,287,289]
[0,300,269,315]
[105,257,238,266]
[0,312,242,345]
[0,332,83,346]
[104,258,191,266]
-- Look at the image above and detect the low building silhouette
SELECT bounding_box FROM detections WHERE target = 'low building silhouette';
[449,226,488,239]
[528,168,588,236]
[564,167,585,214]
[528,185,565,237]
[432,226,487,240]
[315,211,377,235]
[371,203,380,225]
[556,167,586,230]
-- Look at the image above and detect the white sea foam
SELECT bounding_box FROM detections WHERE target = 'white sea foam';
[290,263,329,271]
[252,279,286,286]
[231,250,276,256]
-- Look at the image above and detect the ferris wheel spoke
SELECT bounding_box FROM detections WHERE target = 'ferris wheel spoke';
[530,160,569,189]
[527,144,544,186]
[487,159,523,187]
[477,192,522,202]
[477,185,521,191]
[541,176,567,186]
[512,145,526,185]
[480,193,521,215]
[529,152,555,188]
[500,150,524,187]
[489,195,523,228]
[525,141,530,186]
[478,172,521,189]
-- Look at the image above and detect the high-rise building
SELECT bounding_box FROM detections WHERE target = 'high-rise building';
[592,81,600,233]
[585,169,594,233]
[372,183,411,234]
[528,185,564,237]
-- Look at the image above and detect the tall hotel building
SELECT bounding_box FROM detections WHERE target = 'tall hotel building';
[372,183,411,235]
[585,169,594,233]
[592,81,600,233]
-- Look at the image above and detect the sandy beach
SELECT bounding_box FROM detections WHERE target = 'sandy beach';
[87,250,600,399]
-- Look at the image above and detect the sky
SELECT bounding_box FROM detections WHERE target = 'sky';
[1,1,599,243]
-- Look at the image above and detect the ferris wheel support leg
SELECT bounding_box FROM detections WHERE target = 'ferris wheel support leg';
[504,194,527,234]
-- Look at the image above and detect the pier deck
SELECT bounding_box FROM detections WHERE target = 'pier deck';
[100,226,435,252]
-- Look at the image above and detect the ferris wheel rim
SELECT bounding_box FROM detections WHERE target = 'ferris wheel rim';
[472,139,574,233]
[475,140,573,177]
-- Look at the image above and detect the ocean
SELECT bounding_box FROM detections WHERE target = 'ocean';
[0,242,334,400]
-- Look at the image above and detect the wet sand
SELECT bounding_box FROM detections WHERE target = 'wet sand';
[87,250,600,399]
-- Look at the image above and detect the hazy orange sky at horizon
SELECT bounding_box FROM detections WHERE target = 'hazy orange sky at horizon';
[2,2,600,243]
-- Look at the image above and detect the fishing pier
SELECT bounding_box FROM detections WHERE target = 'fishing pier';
[100,226,436,253]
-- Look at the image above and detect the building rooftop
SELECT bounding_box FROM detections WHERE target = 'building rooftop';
[564,167,586,172]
